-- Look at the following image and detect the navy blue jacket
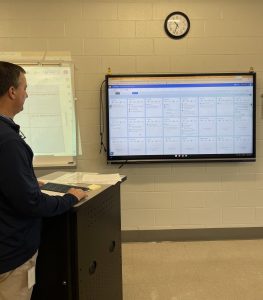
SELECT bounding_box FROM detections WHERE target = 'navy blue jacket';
[0,116,77,274]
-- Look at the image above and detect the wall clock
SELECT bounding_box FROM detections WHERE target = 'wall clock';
[164,11,190,39]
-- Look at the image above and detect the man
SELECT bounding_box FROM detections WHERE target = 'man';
[0,61,86,300]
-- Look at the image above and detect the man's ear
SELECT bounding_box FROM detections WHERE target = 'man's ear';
[8,86,16,100]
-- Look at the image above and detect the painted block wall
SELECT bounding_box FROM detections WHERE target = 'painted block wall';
[1,0,263,230]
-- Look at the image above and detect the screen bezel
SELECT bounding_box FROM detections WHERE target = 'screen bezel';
[105,72,256,164]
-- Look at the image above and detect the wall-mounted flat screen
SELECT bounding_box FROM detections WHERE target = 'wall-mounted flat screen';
[105,73,256,163]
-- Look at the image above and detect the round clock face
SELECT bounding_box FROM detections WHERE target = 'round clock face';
[164,11,190,39]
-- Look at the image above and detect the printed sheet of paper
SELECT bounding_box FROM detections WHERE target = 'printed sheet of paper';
[50,172,122,185]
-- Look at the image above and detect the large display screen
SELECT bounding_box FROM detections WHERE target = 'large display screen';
[106,73,256,163]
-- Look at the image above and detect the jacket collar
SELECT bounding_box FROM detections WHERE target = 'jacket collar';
[0,114,20,133]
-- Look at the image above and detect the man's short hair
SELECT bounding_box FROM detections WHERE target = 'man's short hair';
[0,61,26,97]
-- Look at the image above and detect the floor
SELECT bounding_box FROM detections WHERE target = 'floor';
[122,239,263,300]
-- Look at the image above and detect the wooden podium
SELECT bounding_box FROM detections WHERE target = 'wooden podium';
[31,172,125,300]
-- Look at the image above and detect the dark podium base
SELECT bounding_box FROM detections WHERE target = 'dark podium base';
[31,183,122,300]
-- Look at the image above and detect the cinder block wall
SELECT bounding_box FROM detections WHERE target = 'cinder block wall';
[1,0,263,231]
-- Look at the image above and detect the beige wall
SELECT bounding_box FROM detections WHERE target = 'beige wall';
[1,0,263,231]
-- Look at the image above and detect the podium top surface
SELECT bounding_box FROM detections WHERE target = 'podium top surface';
[39,171,126,208]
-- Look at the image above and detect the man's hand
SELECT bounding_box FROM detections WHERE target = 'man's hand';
[38,181,45,187]
[67,188,87,202]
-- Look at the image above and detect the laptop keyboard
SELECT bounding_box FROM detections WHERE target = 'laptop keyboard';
[41,182,89,193]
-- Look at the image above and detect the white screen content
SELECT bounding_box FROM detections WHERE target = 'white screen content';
[15,66,76,157]
[107,74,254,159]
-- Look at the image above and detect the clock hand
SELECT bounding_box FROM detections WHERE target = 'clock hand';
[174,21,179,29]
[174,21,179,33]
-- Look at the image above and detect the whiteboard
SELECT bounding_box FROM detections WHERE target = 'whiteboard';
[14,65,77,167]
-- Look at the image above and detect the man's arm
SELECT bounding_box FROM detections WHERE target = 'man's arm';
[0,139,86,217]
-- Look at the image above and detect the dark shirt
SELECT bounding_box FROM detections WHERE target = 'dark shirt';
[0,116,78,274]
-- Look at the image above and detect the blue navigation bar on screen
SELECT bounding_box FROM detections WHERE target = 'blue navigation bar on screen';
[109,83,253,88]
